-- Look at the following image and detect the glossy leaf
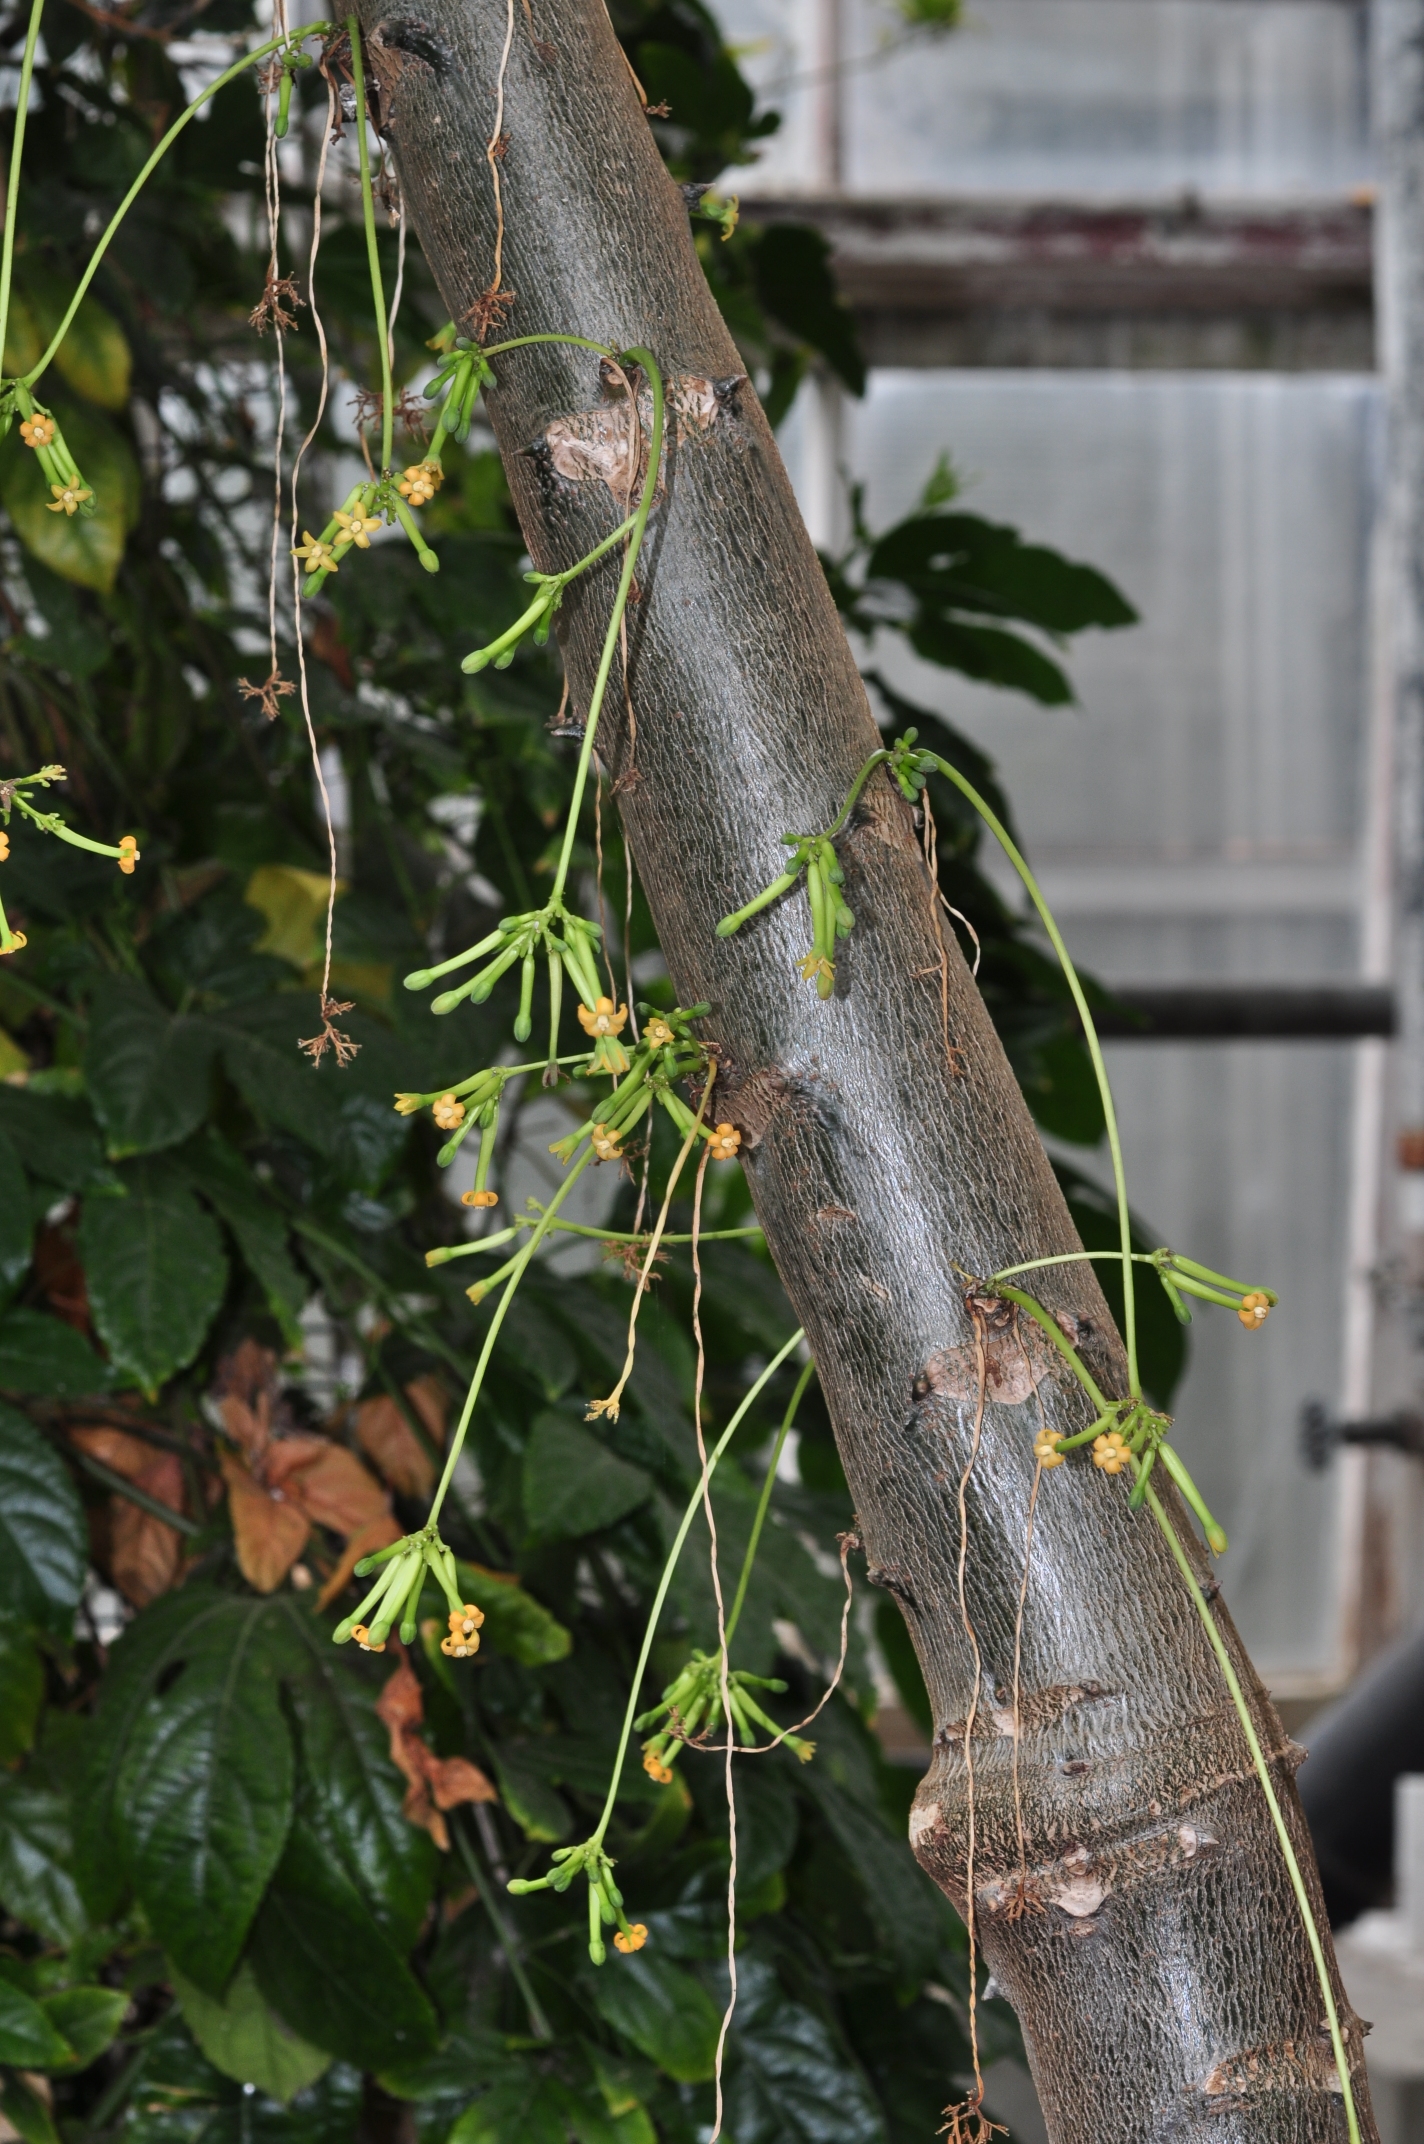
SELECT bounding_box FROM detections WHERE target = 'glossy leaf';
[172,1963,332,2103]
[584,1952,721,2083]
[866,511,1137,634]
[724,1956,885,2144]
[0,2074,59,2144]
[0,1775,86,1945]
[522,1413,651,1540]
[453,1560,572,1666]
[280,1616,437,1951]
[181,1131,306,1346]
[0,1978,73,2068]
[749,224,865,397]
[0,1087,104,1192]
[0,1621,43,1764]
[84,977,219,1158]
[79,1156,228,1393]
[0,403,139,594]
[249,1834,438,2070]
[0,1307,112,1398]
[21,268,133,409]
[0,1128,31,1286]
[0,1401,86,1632]
[77,1587,296,1990]
[40,1986,128,2069]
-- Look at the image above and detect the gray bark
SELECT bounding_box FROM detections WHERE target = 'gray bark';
[357,2,1374,2134]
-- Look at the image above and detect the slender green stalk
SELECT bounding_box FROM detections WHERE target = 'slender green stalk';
[1145,1485,1360,2144]
[548,348,664,906]
[347,17,393,471]
[990,1281,1111,1412]
[725,1358,815,1645]
[588,1330,804,1848]
[426,1144,598,1525]
[0,0,44,375]
[20,27,330,391]
[929,755,1140,1396]
[66,1447,202,1535]
[453,1816,553,2040]
[992,1250,1159,1283]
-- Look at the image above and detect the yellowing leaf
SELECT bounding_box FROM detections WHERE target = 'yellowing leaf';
[170,1962,330,2104]
[1,291,42,381]
[245,864,345,968]
[20,270,132,411]
[0,1027,29,1080]
[0,404,139,595]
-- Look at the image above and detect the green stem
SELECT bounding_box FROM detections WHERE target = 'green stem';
[20,27,329,390]
[549,348,664,907]
[347,17,392,471]
[453,1816,553,2039]
[66,1446,202,1536]
[0,0,44,376]
[589,1329,804,1848]
[725,1358,815,1646]
[992,1250,1159,1284]
[928,754,1139,1397]
[823,748,890,839]
[990,1281,1111,1413]
[427,1144,598,1525]
[1145,1484,1360,2144]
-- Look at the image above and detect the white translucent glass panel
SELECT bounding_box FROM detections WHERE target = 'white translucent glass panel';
[721,0,1373,201]
[815,369,1378,956]
[775,368,1379,1676]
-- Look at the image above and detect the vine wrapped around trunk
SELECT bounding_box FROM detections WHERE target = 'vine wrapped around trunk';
[358,3,1373,2135]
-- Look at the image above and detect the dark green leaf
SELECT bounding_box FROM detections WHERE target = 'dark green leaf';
[249,1848,438,2070]
[0,402,139,594]
[522,1413,651,1540]
[80,1156,228,1393]
[0,1618,44,1764]
[907,616,1074,707]
[180,1131,306,1346]
[207,1000,335,1151]
[584,1951,721,2083]
[40,1986,128,2069]
[488,1744,573,1844]
[0,2074,58,2144]
[0,1129,31,1286]
[724,1956,885,2144]
[0,1400,86,1633]
[84,977,219,1159]
[117,2016,363,2144]
[0,1775,86,1945]
[453,1560,572,1666]
[77,1588,296,1990]
[0,1307,112,1398]
[0,1978,73,2068]
[867,512,1136,634]
[0,1087,104,1192]
[279,1614,437,1951]
[750,224,865,396]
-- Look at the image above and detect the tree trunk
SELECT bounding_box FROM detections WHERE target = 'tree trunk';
[359,4,1374,2135]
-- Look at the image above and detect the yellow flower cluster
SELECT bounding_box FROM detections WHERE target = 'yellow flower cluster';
[1238,1291,1271,1330]
[441,1603,485,1660]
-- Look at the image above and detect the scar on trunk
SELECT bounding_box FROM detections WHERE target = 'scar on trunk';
[911,1804,1222,1927]
[935,1677,1112,1745]
[1193,2035,1362,2106]
[525,366,746,502]
[914,1296,1092,1410]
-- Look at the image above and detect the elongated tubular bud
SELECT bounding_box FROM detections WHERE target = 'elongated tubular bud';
[1156,1442,1228,1555]
[461,589,550,673]
[275,65,295,134]
[558,931,604,1009]
[397,1553,429,1644]
[1158,1274,1193,1325]
[806,856,829,962]
[353,1537,410,1578]
[1168,1252,1275,1304]
[588,1882,605,1964]
[367,1549,423,1642]
[546,951,564,1070]
[506,1875,550,1895]
[514,953,536,1041]
[716,868,801,937]
[432,938,524,1014]
[467,1253,522,1303]
[427,1232,512,1266]
[1128,1442,1159,1509]
[334,1546,411,1639]
[437,1110,481,1168]
[404,926,507,992]
[473,1102,499,1197]
[390,492,440,574]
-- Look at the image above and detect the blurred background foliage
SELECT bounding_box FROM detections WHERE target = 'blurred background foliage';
[0,1,1162,2139]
